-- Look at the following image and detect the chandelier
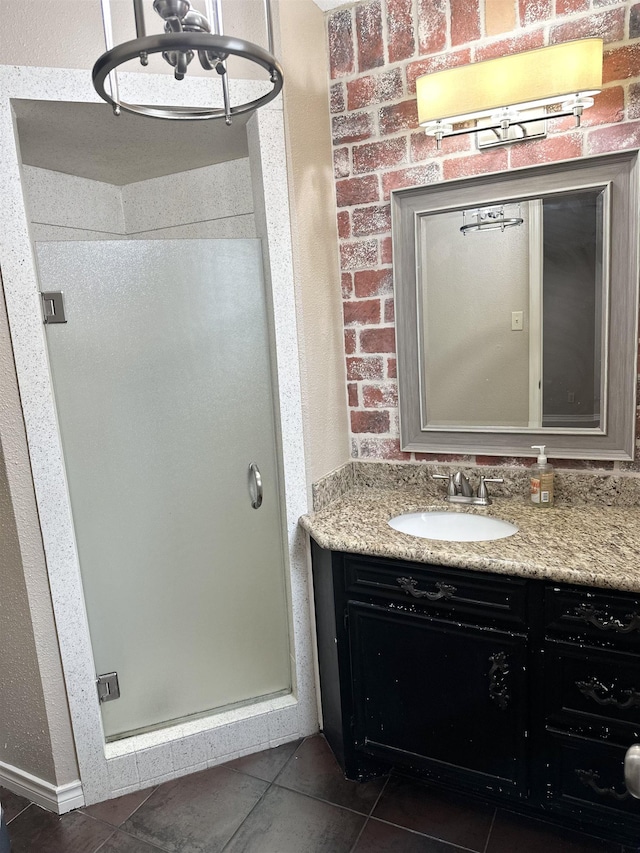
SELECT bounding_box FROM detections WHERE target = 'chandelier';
[93,0,283,123]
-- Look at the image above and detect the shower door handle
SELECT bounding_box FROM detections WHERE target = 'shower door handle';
[248,462,263,509]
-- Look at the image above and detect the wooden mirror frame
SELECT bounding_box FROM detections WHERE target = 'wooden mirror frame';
[391,150,640,460]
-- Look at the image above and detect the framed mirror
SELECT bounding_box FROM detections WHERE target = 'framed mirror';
[391,150,639,460]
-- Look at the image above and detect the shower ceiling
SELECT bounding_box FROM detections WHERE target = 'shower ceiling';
[14,99,250,185]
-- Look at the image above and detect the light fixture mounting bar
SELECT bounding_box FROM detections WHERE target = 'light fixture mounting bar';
[430,107,586,149]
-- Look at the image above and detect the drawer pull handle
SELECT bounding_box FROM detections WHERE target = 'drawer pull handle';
[573,604,640,634]
[575,768,629,801]
[488,652,510,710]
[576,678,640,711]
[395,577,457,600]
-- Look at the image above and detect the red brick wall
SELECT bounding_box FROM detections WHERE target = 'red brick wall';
[327,0,640,469]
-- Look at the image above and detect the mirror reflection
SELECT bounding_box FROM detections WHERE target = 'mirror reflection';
[418,187,606,432]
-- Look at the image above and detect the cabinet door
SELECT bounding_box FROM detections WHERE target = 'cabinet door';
[349,602,528,796]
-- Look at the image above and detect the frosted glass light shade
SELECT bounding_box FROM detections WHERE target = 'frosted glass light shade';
[416,39,603,127]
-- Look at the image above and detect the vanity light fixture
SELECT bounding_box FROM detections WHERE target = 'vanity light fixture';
[416,38,603,149]
[460,204,523,235]
[93,0,283,123]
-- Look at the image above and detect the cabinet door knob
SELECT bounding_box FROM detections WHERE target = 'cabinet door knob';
[395,577,456,600]
[488,652,510,710]
[575,768,630,801]
[575,677,640,710]
[625,745,640,799]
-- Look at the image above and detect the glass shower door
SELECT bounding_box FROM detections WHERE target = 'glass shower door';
[36,239,291,740]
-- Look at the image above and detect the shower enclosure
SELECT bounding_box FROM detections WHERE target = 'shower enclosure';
[36,238,291,740]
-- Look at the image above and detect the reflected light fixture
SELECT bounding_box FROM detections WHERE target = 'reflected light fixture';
[416,38,603,148]
[460,204,523,235]
[93,0,283,123]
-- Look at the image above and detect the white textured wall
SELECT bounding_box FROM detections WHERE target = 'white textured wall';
[0,282,78,786]
[22,166,126,241]
[22,160,256,241]
[276,0,350,484]
[121,159,256,238]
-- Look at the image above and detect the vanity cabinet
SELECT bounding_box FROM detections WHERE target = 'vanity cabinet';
[311,543,640,845]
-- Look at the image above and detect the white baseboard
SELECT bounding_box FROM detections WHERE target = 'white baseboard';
[0,760,84,814]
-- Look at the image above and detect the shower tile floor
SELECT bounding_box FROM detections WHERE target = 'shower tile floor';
[1,735,630,852]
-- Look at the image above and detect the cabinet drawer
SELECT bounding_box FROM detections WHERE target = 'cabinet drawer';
[545,585,640,650]
[343,555,527,626]
[545,731,640,820]
[543,640,640,740]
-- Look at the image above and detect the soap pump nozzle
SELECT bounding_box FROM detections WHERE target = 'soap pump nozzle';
[531,445,547,464]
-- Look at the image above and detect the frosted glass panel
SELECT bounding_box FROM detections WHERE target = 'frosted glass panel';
[37,240,291,739]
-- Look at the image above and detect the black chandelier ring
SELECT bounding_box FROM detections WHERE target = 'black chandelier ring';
[92,32,283,120]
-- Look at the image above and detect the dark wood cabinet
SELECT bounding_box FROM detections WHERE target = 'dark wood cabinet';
[311,542,640,846]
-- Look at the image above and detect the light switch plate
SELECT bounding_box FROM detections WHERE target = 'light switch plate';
[511,311,524,331]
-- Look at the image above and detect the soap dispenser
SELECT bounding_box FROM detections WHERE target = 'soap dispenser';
[530,445,554,508]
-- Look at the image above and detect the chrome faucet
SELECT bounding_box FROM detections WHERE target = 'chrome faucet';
[454,471,473,497]
[433,472,504,506]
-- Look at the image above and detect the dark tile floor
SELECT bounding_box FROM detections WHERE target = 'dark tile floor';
[0,735,630,852]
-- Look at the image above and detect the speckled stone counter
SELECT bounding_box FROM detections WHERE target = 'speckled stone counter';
[300,485,640,594]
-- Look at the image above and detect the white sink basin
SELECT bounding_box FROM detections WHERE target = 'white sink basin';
[388,511,518,542]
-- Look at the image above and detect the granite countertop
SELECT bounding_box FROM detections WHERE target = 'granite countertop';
[300,485,640,593]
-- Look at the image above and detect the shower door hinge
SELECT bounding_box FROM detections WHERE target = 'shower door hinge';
[41,291,67,324]
[96,672,120,703]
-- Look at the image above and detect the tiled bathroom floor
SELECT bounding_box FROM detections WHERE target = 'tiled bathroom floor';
[1,735,632,852]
